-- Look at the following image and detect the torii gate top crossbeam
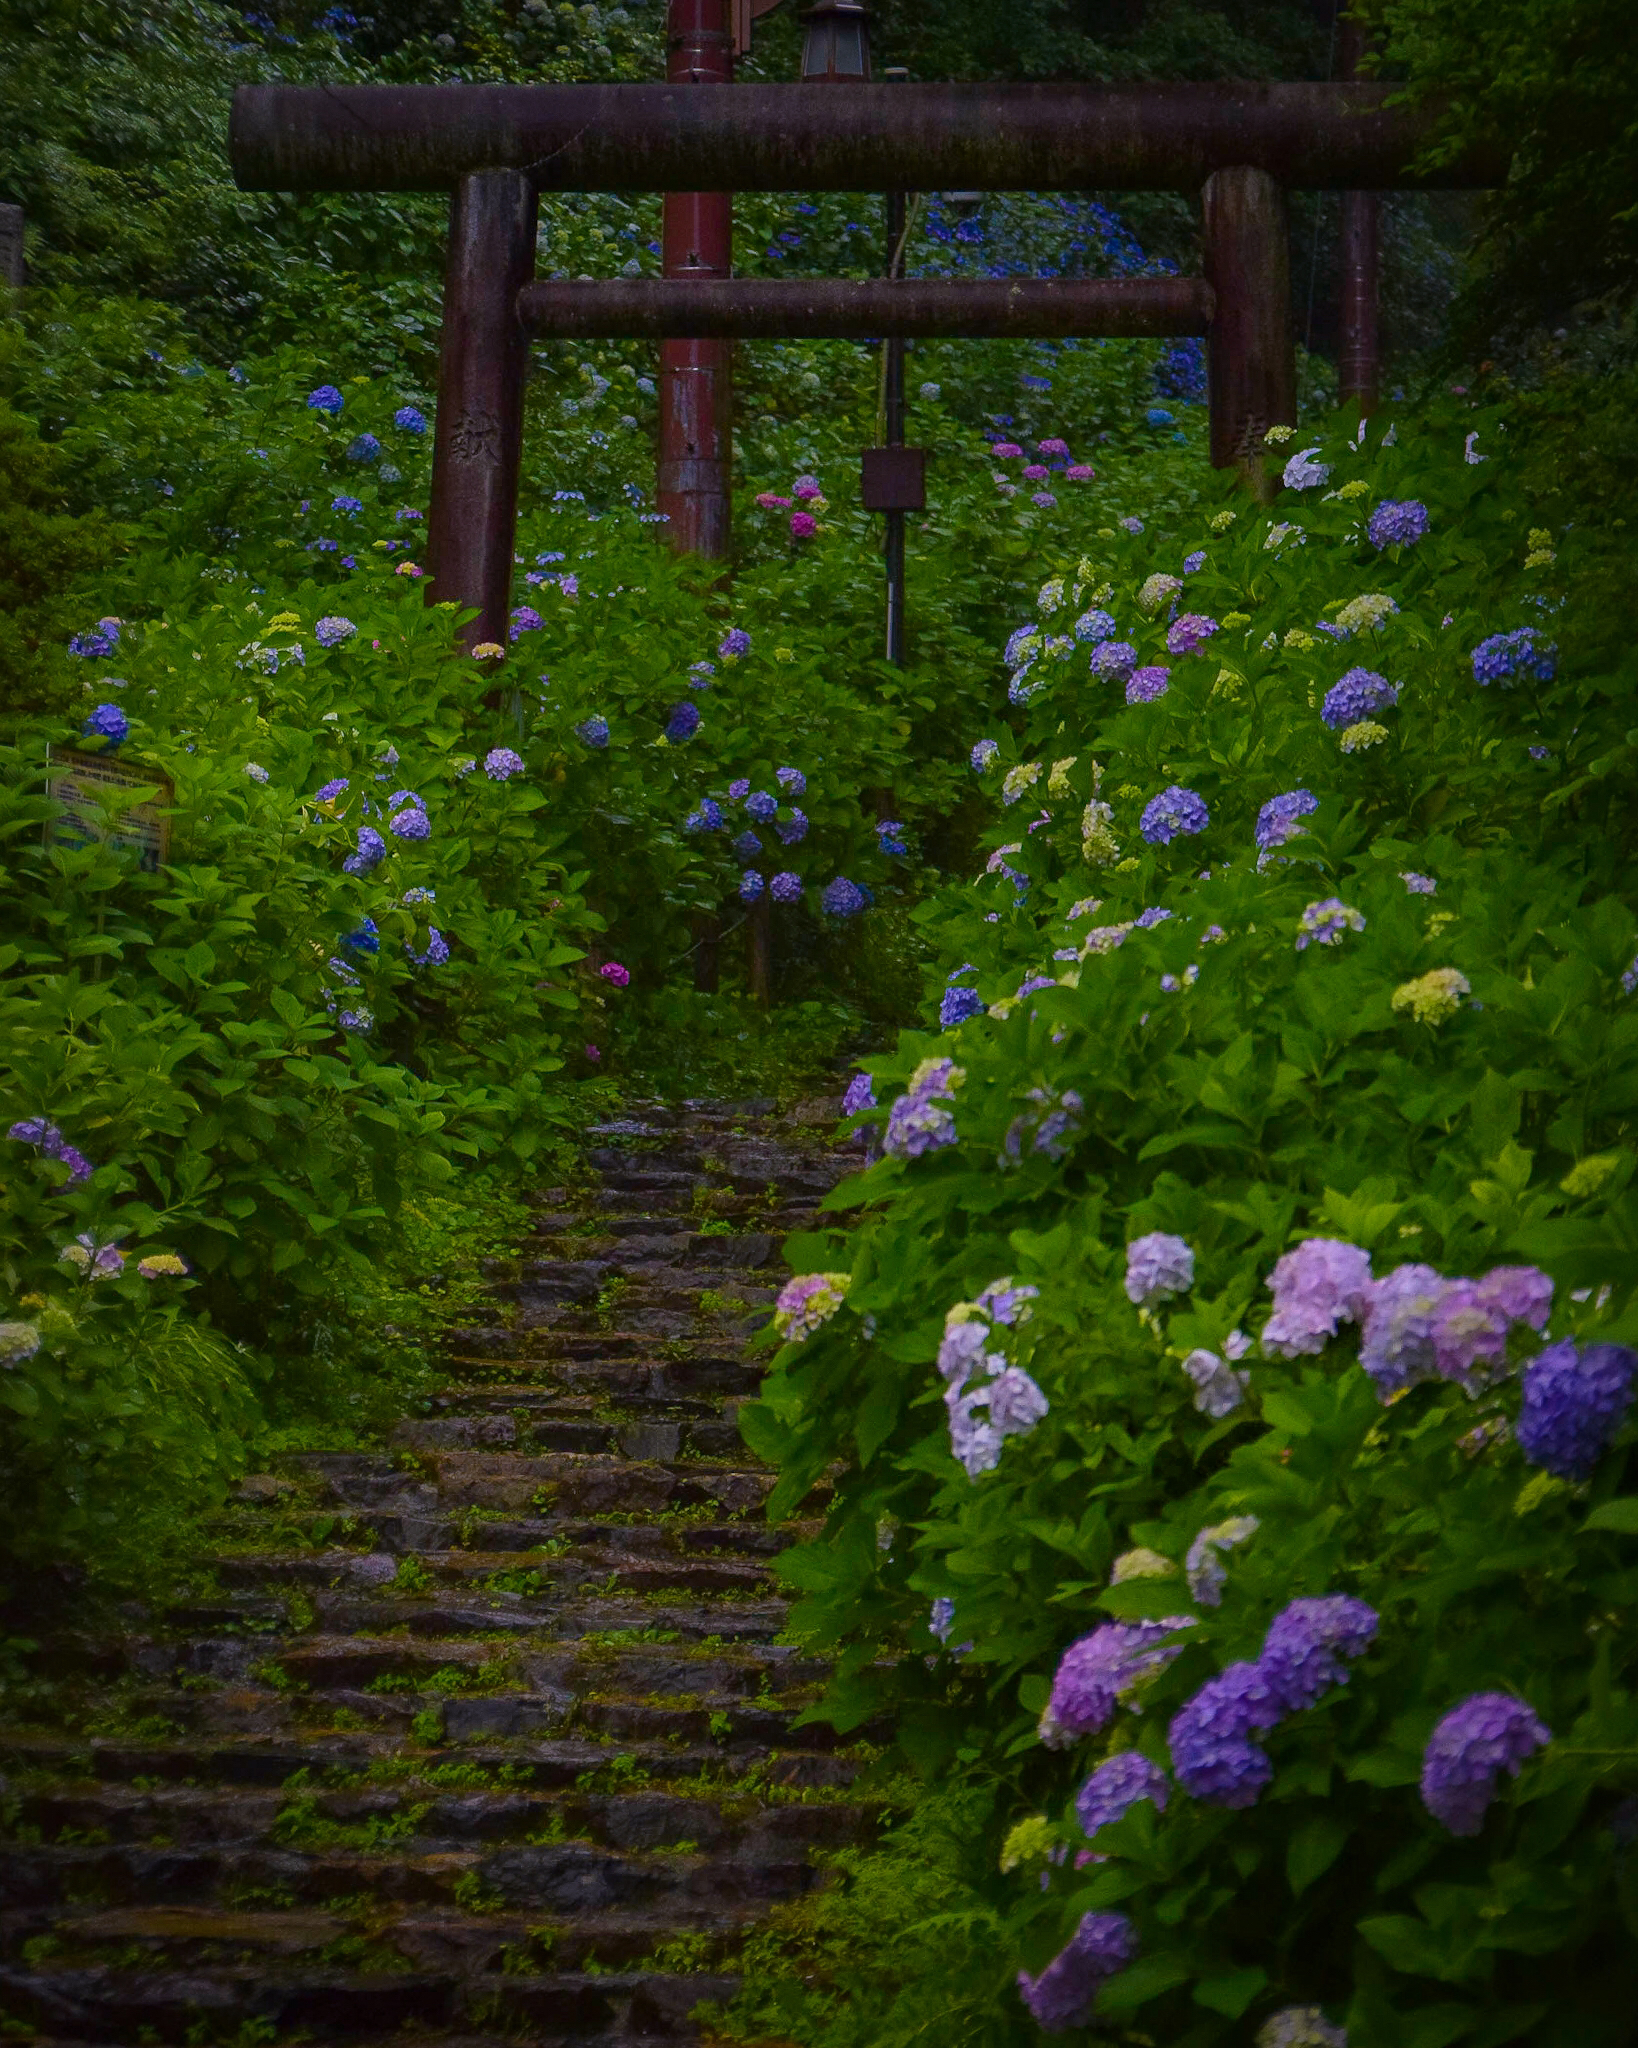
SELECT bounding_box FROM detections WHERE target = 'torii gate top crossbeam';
[230,81,1502,196]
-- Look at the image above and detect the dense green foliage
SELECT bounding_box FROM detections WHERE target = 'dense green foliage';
[744,417,1638,2044]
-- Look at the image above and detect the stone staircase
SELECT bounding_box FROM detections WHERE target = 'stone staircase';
[0,1097,867,2046]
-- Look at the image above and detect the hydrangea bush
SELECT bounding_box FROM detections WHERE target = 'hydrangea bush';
[742,410,1638,2045]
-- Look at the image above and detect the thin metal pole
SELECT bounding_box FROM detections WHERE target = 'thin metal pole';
[425,169,537,652]
[1337,14,1380,415]
[1202,163,1295,494]
[658,0,734,559]
[883,166,907,666]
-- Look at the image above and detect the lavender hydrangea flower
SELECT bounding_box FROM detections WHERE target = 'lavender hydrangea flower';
[389,806,429,840]
[665,702,700,742]
[343,825,387,874]
[406,928,450,967]
[1166,613,1218,656]
[1017,1913,1139,2033]
[941,985,985,1029]
[1125,1231,1194,1306]
[718,627,751,658]
[9,1120,94,1185]
[1401,871,1437,894]
[1517,1339,1638,1479]
[773,1270,850,1343]
[1255,789,1319,864]
[1475,1264,1554,1330]
[307,384,344,414]
[576,716,609,748]
[770,870,803,903]
[739,869,764,902]
[509,606,544,640]
[1126,666,1170,704]
[883,1056,962,1159]
[745,790,778,823]
[1256,2009,1348,2048]
[776,808,808,845]
[1090,640,1138,682]
[1259,1596,1378,1713]
[1183,1348,1249,1418]
[1075,1753,1170,1842]
[1168,1662,1283,1805]
[1282,446,1332,491]
[1262,1238,1372,1357]
[776,765,806,795]
[929,1597,957,1644]
[82,703,129,745]
[315,615,355,647]
[1185,1516,1259,1605]
[1296,898,1365,950]
[1139,786,1209,845]
[1040,1620,1197,1746]
[822,877,867,918]
[1420,1692,1552,1835]
[394,405,427,433]
[1472,627,1556,686]
[1183,550,1207,574]
[1368,499,1429,549]
[484,748,525,781]
[1321,668,1398,730]
[841,1071,876,1115]
[684,799,724,834]
[1358,1262,1446,1396]
[1074,608,1117,643]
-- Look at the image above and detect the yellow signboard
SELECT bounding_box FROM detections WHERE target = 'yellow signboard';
[45,746,174,872]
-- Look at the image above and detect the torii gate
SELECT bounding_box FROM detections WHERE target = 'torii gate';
[230,81,1500,654]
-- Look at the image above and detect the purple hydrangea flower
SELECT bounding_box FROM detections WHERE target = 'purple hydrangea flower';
[1168,1662,1284,1806]
[509,606,544,640]
[1255,788,1319,861]
[306,384,344,414]
[776,808,808,845]
[684,799,724,834]
[1075,1753,1170,1841]
[1140,786,1209,845]
[941,985,985,1029]
[1075,608,1117,644]
[1359,1262,1446,1396]
[9,1121,95,1185]
[841,1071,876,1115]
[1262,1238,1373,1357]
[331,493,363,514]
[1125,1231,1194,1306]
[665,702,700,743]
[1471,628,1557,686]
[1475,1264,1553,1330]
[718,628,751,659]
[1517,1339,1638,1480]
[1183,551,1206,574]
[1368,499,1429,549]
[739,869,764,902]
[1017,1913,1139,2034]
[821,877,866,918]
[771,870,803,903]
[1090,640,1138,682]
[343,825,387,874]
[484,747,525,781]
[1295,898,1365,950]
[1134,906,1173,930]
[1321,667,1399,730]
[1420,1692,1552,1836]
[1126,665,1170,704]
[776,766,806,795]
[1259,1596,1378,1713]
[389,805,430,840]
[1401,871,1437,894]
[315,615,355,647]
[745,790,778,823]
[338,1007,373,1034]
[1184,1348,1249,1418]
[1166,613,1218,656]
[576,716,609,748]
[728,778,750,800]
[1041,1620,1197,1746]
[82,703,129,745]
[406,927,450,967]
[394,405,427,433]
[883,1058,961,1160]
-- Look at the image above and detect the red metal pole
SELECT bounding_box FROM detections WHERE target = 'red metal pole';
[1203,163,1296,493]
[1337,15,1380,416]
[425,169,537,651]
[659,0,734,559]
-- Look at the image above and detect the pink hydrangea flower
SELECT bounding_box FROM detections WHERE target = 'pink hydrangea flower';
[599,961,630,988]
[790,511,817,539]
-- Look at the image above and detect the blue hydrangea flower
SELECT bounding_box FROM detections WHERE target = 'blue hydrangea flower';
[776,808,808,845]
[406,926,450,967]
[1471,627,1557,685]
[315,615,355,647]
[484,748,525,781]
[1368,499,1429,549]
[1254,790,1318,865]
[1258,1596,1378,1713]
[307,385,344,414]
[733,831,762,862]
[389,806,430,840]
[394,405,427,433]
[1183,550,1206,574]
[739,869,764,902]
[343,825,386,874]
[82,703,129,745]
[1321,667,1398,729]
[746,790,778,823]
[776,765,806,795]
[1075,1753,1170,1842]
[665,702,700,742]
[338,1007,373,1033]
[1168,1662,1283,1806]
[877,820,908,856]
[972,740,1000,772]
[1147,406,1175,426]
[1074,608,1117,643]
[940,985,984,1029]
[684,799,724,834]
[1140,786,1209,845]
[821,877,866,918]
[346,432,381,462]
[1517,1339,1637,1479]
[770,870,803,903]
[841,1071,876,1116]
[387,790,422,811]
[1421,1692,1552,1836]
[719,628,751,659]
[1090,640,1138,681]
[576,716,610,749]
[1018,1913,1139,2034]
[1295,898,1365,950]
[331,494,363,514]
[341,918,380,955]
